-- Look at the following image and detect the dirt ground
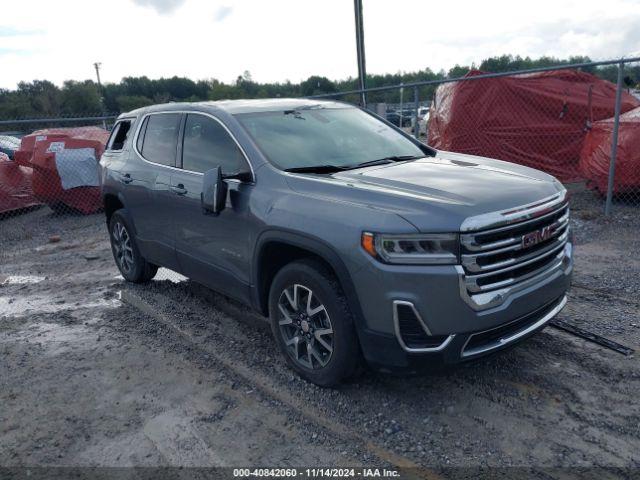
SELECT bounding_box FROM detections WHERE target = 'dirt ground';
[1,187,639,477]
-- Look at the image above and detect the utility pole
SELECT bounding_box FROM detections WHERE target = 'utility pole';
[353,0,367,108]
[93,62,107,129]
[93,62,103,90]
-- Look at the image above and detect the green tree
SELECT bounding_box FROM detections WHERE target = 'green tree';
[60,80,102,114]
[300,76,336,96]
[0,55,634,120]
[116,95,154,112]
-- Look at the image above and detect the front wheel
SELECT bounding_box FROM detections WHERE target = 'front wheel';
[109,209,158,283]
[269,259,360,387]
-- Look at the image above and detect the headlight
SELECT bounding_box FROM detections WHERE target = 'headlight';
[361,232,459,265]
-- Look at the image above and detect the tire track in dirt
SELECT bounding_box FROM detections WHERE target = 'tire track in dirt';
[120,289,438,479]
[119,278,640,471]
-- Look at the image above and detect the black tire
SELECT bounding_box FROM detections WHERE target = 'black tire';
[109,209,158,283]
[268,259,360,387]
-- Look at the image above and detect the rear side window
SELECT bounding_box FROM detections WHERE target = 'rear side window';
[140,113,181,167]
[107,120,131,151]
[182,114,247,174]
[136,117,149,153]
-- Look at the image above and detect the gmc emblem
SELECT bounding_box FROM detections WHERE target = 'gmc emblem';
[522,225,553,249]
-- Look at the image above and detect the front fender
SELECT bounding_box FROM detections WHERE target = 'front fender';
[252,228,366,331]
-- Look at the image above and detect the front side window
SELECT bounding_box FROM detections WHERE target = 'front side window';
[235,107,425,170]
[107,120,132,151]
[140,113,181,167]
[182,114,247,174]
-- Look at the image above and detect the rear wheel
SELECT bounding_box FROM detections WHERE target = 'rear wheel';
[269,259,360,387]
[109,209,157,283]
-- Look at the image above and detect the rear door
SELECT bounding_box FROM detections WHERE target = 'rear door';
[126,112,182,270]
[169,112,254,302]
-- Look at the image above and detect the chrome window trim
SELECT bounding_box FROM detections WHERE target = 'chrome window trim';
[460,295,567,358]
[392,300,455,353]
[132,110,255,182]
[460,190,568,233]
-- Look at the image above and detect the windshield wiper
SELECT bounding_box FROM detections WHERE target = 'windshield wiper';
[284,104,325,119]
[284,104,323,114]
[284,165,348,174]
[284,155,425,174]
[346,155,425,170]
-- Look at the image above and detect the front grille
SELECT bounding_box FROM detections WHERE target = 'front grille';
[460,201,569,296]
[462,296,564,357]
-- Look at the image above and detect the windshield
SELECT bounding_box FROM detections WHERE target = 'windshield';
[235,107,426,171]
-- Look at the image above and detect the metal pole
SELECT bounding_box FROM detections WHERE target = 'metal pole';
[93,62,108,129]
[604,61,624,216]
[93,62,102,89]
[399,84,403,128]
[0,115,117,126]
[413,86,420,138]
[353,0,367,107]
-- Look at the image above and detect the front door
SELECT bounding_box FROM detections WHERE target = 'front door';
[170,112,254,303]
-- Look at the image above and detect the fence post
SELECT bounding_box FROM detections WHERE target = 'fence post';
[413,86,420,139]
[604,61,624,216]
[399,83,404,128]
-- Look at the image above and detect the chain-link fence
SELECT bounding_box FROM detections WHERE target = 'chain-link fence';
[1,59,638,224]
[311,57,640,213]
[0,59,639,299]
[0,116,116,220]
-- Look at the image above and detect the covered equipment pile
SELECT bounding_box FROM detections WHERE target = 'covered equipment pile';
[427,69,639,182]
[579,106,640,194]
[13,127,109,214]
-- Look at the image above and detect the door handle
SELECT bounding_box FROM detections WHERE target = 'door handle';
[171,184,188,196]
[120,173,133,184]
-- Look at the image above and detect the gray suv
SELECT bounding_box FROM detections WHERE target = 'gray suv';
[101,99,572,386]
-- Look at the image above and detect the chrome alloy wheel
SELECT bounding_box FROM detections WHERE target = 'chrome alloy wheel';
[112,221,134,274]
[277,284,334,370]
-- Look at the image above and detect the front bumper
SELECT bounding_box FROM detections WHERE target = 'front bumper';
[351,241,572,372]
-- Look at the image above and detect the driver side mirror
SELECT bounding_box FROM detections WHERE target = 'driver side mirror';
[201,166,228,215]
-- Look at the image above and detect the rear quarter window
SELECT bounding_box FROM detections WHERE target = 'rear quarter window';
[106,120,132,151]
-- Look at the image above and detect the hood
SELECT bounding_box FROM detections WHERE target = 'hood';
[284,150,564,233]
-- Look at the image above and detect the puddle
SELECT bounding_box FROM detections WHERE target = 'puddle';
[155,268,188,283]
[114,268,187,284]
[2,321,100,355]
[0,294,120,317]
[0,275,46,286]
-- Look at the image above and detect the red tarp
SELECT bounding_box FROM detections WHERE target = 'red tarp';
[30,130,109,214]
[427,69,640,182]
[579,106,640,194]
[0,152,41,215]
[14,127,109,167]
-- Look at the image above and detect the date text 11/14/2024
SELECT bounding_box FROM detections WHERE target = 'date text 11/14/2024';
[233,468,401,478]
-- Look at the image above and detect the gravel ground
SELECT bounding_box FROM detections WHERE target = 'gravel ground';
[1,190,639,476]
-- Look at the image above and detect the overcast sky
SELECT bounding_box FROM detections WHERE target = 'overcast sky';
[1,0,639,89]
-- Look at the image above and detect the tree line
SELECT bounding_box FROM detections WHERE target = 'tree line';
[0,55,638,120]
